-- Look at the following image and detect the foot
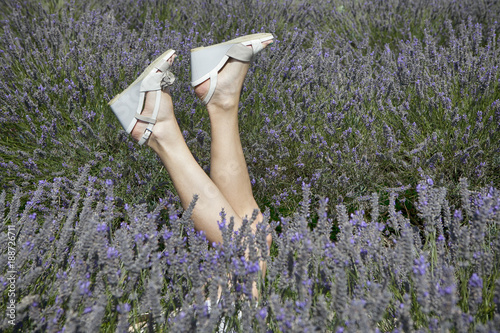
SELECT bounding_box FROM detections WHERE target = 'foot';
[193,39,273,111]
[131,54,177,145]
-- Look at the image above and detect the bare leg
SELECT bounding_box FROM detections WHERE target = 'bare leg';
[194,40,274,299]
[193,40,273,234]
[131,56,241,245]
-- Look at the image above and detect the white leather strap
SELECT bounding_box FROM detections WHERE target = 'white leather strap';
[135,92,146,118]
[226,44,253,62]
[156,61,171,72]
[135,114,156,124]
[138,128,152,145]
[137,90,162,145]
[250,40,263,54]
[203,68,218,105]
[151,89,162,121]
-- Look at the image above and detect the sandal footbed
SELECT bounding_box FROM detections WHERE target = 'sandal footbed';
[190,33,273,53]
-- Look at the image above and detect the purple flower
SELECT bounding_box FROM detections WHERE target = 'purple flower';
[257,307,268,320]
[413,255,428,276]
[78,280,91,296]
[453,210,463,221]
[107,247,119,259]
[469,273,483,289]
[117,303,131,314]
[96,223,108,232]
[416,183,426,192]
[437,282,455,296]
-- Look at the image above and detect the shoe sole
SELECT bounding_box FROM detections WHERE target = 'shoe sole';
[108,49,176,106]
[190,33,274,53]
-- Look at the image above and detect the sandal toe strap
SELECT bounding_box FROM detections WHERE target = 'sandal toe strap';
[141,70,176,92]
[226,44,254,62]
[156,61,171,72]
[250,40,264,54]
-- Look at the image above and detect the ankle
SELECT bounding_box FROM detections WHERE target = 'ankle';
[147,118,181,147]
[195,83,240,111]
[206,98,239,113]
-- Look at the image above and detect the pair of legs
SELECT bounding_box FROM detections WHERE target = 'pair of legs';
[131,41,273,299]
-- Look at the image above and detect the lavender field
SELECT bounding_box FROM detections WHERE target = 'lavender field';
[1,0,500,331]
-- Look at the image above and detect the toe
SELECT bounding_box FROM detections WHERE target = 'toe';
[157,54,176,73]
[246,38,274,52]
[168,54,176,65]
[262,39,273,48]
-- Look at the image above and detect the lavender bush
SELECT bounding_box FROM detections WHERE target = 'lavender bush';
[1,0,499,331]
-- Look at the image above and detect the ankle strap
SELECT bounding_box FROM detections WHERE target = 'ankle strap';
[137,90,162,145]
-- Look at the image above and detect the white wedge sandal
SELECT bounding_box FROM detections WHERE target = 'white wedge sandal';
[108,49,176,145]
[190,33,274,104]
